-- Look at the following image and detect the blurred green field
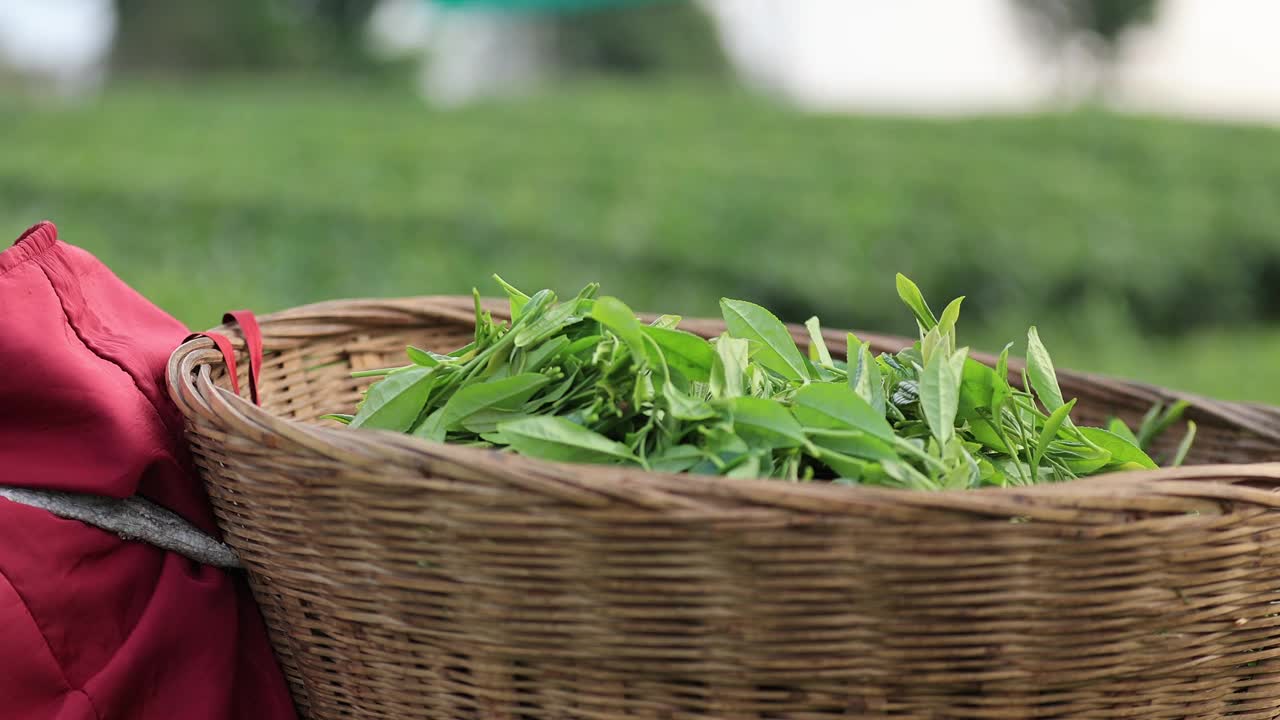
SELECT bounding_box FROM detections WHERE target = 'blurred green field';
[2,79,1277,403]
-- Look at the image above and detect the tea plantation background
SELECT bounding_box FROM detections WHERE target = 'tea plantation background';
[3,78,1278,403]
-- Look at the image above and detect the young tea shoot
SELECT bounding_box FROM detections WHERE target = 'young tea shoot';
[335,274,1193,490]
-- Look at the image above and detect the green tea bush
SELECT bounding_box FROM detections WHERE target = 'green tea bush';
[2,80,1277,375]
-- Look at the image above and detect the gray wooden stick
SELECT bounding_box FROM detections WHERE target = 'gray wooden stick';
[0,487,242,569]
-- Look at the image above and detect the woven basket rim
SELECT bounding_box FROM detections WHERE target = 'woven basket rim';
[167,295,1280,522]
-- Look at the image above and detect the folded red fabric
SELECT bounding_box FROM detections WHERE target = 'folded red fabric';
[0,222,295,720]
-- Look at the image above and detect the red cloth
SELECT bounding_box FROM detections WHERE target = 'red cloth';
[0,222,296,720]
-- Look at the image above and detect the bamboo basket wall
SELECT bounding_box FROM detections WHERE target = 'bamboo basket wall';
[167,296,1280,720]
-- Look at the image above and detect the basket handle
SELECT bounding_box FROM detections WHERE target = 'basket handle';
[183,310,264,406]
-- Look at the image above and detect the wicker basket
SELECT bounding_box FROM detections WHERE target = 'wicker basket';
[168,296,1280,720]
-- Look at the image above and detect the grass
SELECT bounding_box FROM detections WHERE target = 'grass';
[1,77,1277,403]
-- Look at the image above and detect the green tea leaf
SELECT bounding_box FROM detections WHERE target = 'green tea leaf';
[492,274,530,321]
[919,348,967,447]
[527,368,579,413]
[461,409,531,434]
[1172,421,1197,467]
[720,298,811,382]
[473,287,490,342]
[411,407,447,442]
[725,450,768,478]
[1077,427,1157,470]
[811,446,875,480]
[632,371,656,410]
[521,336,570,373]
[804,317,835,369]
[957,358,996,420]
[515,297,587,349]
[920,325,943,367]
[648,444,705,473]
[895,273,938,331]
[406,346,446,367]
[946,350,969,401]
[958,356,1012,456]
[319,413,354,425]
[697,423,750,470]
[1033,398,1076,469]
[729,397,807,449]
[440,373,551,429]
[350,366,436,431]
[649,314,682,329]
[976,456,1004,486]
[996,342,1012,383]
[939,437,981,489]
[642,326,714,382]
[882,459,938,491]
[497,416,641,466]
[792,382,895,443]
[563,334,604,359]
[848,338,887,416]
[351,365,414,378]
[448,341,478,359]
[664,380,717,421]
[1137,400,1190,449]
[992,342,1014,416]
[592,296,647,362]
[745,363,775,397]
[1025,326,1066,413]
[510,289,554,329]
[936,296,964,340]
[968,418,1010,453]
[1057,443,1113,475]
[1107,417,1141,446]
[710,335,749,399]
[805,428,899,462]
[1134,403,1163,447]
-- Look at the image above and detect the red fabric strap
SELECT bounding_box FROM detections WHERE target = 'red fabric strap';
[183,311,263,406]
[224,311,263,406]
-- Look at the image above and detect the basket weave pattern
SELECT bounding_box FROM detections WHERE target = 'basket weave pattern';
[168,297,1280,719]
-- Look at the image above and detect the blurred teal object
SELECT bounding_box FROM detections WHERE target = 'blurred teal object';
[430,0,657,10]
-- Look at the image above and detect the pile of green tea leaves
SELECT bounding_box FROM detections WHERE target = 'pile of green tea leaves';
[329,275,1196,489]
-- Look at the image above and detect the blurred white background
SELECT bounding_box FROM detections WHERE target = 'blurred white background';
[4,0,1280,121]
